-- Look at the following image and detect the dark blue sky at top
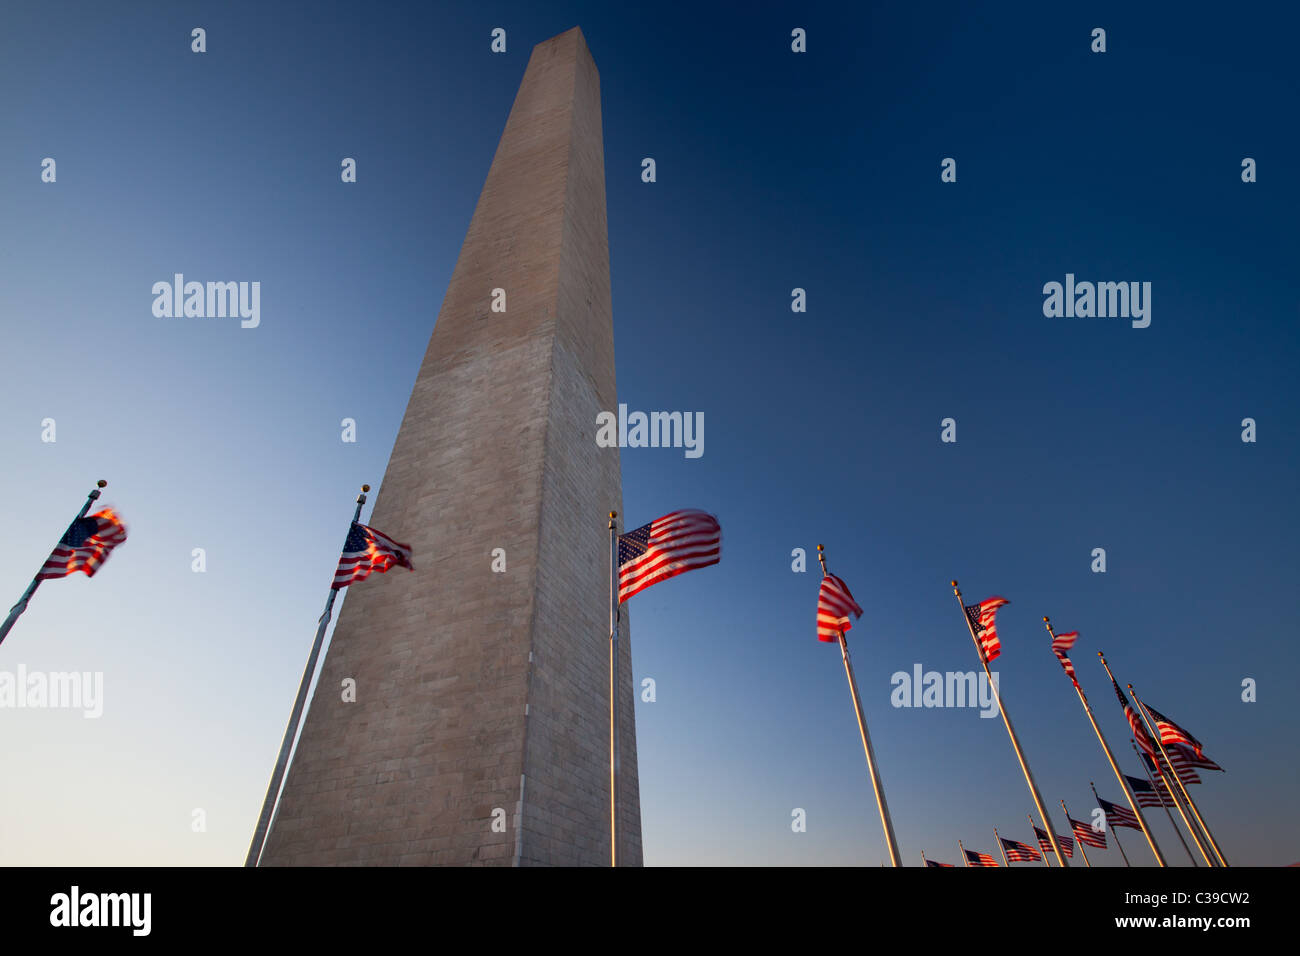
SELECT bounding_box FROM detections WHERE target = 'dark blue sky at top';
[0,1,1296,865]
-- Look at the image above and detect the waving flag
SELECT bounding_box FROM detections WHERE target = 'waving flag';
[333,522,413,589]
[1034,825,1074,857]
[1125,774,1172,809]
[1170,742,1223,772]
[925,859,955,868]
[999,837,1041,862]
[816,573,863,642]
[964,849,998,867]
[1112,678,1156,757]
[1143,704,1207,760]
[38,510,128,580]
[1097,796,1141,830]
[964,597,1009,662]
[617,510,721,603]
[1143,751,1200,787]
[1051,630,1079,684]
[1070,816,1107,849]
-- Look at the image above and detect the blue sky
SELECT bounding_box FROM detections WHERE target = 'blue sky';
[1,1,1296,866]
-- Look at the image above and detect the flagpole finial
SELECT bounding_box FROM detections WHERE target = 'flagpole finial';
[609,511,617,518]
[362,484,370,492]
[1043,616,1049,622]
[96,479,107,488]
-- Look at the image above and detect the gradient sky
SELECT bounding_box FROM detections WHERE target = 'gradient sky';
[1,1,1297,866]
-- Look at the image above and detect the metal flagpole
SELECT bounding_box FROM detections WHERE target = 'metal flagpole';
[819,546,901,867]
[1091,780,1131,867]
[608,511,620,868]
[1029,813,1052,866]
[920,850,928,867]
[1130,686,1229,867]
[1130,739,1202,866]
[1040,624,1166,865]
[0,480,107,647]
[952,581,1068,866]
[245,484,369,868]
[958,840,970,867]
[1061,799,1091,867]
[994,828,1011,867]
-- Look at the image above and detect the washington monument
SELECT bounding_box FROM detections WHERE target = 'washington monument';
[257,27,643,866]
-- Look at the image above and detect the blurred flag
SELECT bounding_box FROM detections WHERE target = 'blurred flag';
[964,849,999,867]
[925,859,955,868]
[1097,796,1142,830]
[1034,825,1074,857]
[1051,630,1079,684]
[1070,816,1107,849]
[1125,774,1173,809]
[816,573,863,642]
[333,522,413,589]
[999,837,1041,862]
[1143,703,1207,760]
[1112,678,1157,757]
[1143,751,1200,787]
[37,510,128,580]
[617,510,720,603]
[964,597,1008,662]
[1169,742,1223,772]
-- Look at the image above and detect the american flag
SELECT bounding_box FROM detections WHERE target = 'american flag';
[1169,742,1223,772]
[816,573,863,642]
[1143,751,1200,787]
[617,510,721,603]
[37,510,128,580]
[1113,678,1157,757]
[1051,630,1079,684]
[1070,816,1107,849]
[1034,825,1074,857]
[1097,796,1142,830]
[1125,774,1172,809]
[333,522,413,589]
[999,837,1041,862]
[964,849,999,867]
[1143,704,1206,760]
[925,859,955,868]
[963,596,1009,662]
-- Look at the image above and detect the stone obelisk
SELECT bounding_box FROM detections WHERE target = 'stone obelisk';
[258,27,642,866]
